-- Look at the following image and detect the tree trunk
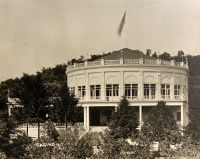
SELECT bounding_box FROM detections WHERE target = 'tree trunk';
[38,122,40,139]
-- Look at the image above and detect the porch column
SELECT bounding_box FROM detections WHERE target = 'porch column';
[84,107,87,128]
[157,73,161,100]
[181,104,184,127]
[120,71,124,97]
[171,74,175,100]
[101,72,105,100]
[139,71,144,100]
[139,105,142,129]
[86,106,90,129]
[115,106,118,112]
[85,73,89,100]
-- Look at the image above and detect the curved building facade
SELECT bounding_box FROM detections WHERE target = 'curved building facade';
[67,49,189,130]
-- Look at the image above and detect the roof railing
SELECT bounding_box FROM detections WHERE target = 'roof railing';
[67,58,188,71]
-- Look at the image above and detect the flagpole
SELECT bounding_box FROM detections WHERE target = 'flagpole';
[125,0,127,49]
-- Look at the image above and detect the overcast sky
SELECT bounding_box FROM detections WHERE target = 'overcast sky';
[0,0,200,81]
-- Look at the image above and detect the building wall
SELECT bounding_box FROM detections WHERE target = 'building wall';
[67,60,188,127]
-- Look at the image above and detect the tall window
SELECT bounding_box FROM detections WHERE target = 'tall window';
[174,85,181,99]
[144,84,156,99]
[90,85,101,100]
[106,84,119,99]
[125,84,138,99]
[78,86,85,100]
[161,84,170,99]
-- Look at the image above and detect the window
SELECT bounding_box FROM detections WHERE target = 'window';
[144,84,156,99]
[177,112,181,121]
[78,86,85,100]
[70,87,75,94]
[174,85,181,99]
[90,85,101,100]
[106,84,119,99]
[125,84,138,99]
[161,84,170,99]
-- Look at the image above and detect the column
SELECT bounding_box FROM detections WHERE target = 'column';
[139,71,144,100]
[139,105,142,129]
[85,73,89,101]
[101,72,105,100]
[86,106,90,129]
[115,106,118,112]
[157,73,161,100]
[181,104,184,127]
[171,74,174,100]
[120,71,124,97]
[75,74,78,97]
[84,107,87,128]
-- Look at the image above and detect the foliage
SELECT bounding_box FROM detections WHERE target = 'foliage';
[159,52,172,61]
[146,49,152,56]
[152,52,158,58]
[27,124,93,159]
[0,115,17,155]
[0,152,6,159]
[58,126,93,159]
[96,130,124,159]
[141,101,182,157]
[174,134,200,159]
[6,133,32,159]
[108,96,138,139]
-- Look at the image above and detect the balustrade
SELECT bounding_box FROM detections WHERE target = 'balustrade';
[67,58,186,71]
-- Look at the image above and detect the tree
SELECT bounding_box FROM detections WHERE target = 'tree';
[146,49,151,56]
[159,52,172,61]
[141,101,182,157]
[27,125,94,159]
[152,52,158,58]
[108,96,138,139]
[49,82,79,128]
[19,73,49,139]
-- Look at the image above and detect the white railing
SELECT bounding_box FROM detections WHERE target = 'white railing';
[88,61,101,66]
[124,59,139,64]
[77,63,85,68]
[105,59,120,65]
[144,59,157,65]
[161,60,171,66]
[174,62,181,67]
[67,58,186,71]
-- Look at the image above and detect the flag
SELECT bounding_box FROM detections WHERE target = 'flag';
[118,11,126,36]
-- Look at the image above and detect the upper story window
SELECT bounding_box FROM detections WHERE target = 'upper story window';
[106,84,119,97]
[125,84,138,99]
[78,86,85,100]
[69,87,75,94]
[161,84,170,99]
[144,84,156,99]
[174,85,181,99]
[90,85,101,100]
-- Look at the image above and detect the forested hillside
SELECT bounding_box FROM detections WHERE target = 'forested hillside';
[187,55,200,138]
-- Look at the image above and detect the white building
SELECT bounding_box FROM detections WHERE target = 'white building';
[67,48,188,130]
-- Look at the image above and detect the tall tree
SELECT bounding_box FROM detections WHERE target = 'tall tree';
[19,73,49,139]
[50,82,79,128]
[141,101,182,157]
[108,96,138,139]
[146,49,152,56]
[159,52,172,61]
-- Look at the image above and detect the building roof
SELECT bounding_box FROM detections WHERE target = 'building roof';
[101,48,156,60]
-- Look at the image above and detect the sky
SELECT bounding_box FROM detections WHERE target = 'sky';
[0,0,200,82]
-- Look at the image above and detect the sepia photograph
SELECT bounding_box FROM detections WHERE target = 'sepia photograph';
[0,0,200,158]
